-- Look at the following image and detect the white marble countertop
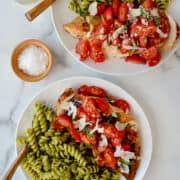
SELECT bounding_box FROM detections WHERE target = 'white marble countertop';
[1,0,180,179]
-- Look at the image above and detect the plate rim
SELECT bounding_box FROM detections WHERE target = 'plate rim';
[50,1,180,76]
[15,76,152,180]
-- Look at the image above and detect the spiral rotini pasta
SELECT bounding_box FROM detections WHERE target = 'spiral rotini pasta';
[68,0,172,16]
[69,0,111,15]
[155,0,172,10]
[17,102,121,180]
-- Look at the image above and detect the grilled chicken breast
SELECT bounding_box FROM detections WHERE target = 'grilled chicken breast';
[63,16,90,39]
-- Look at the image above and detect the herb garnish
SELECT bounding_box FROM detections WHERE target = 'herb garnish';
[105,112,120,124]
[126,123,132,129]
[85,144,92,148]
[121,159,134,166]
[129,38,138,56]
[106,96,113,103]
[155,17,161,27]
[140,8,152,19]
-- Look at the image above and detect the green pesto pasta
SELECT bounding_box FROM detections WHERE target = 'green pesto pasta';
[155,0,172,10]
[17,102,121,180]
[68,0,172,16]
[69,0,111,16]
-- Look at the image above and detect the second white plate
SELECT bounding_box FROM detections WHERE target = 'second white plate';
[16,76,152,180]
[51,0,180,76]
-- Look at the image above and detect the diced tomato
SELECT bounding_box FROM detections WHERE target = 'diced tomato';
[112,0,120,17]
[79,131,97,145]
[130,22,156,37]
[78,85,107,97]
[98,145,107,152]
[75,39,90,61]
[56,115,74,129]
[79,131,90,144]
[82,97,101,119]
[90,44,105,63]
[98,154,106,166]
[140,46,160,61]
[111,130,125,147]
[103,148,117,169]
[52,121,65,130]
[77,106,87,118]
[56,115,81,142]
[94,98,110,116]
[125,55,147,64]
[91,38,104,47]
[118,3,129,23]
[108,30,122,46]
[139,36,147,48]
[70,128,81,142]
[142,0,155,10]
[160,17,170,35]
[103,7,114,25]
[77,107,96,125]
[92,145,99,156]
[149,33,162,46]
[148,53,160,67]
[113,99,131,112]
[122,143,131,151]
[121,36,132,54]
[97,3,106,15]
[101,123,119,139]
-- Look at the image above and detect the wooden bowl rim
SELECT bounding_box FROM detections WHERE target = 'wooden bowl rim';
[11,39,53,82]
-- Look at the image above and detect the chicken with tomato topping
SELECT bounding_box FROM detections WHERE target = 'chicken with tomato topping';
[54,85,141,180]
[64,0,179,67]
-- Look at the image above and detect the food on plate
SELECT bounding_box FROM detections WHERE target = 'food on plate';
[17,85,141,180]
[64,0,179,67]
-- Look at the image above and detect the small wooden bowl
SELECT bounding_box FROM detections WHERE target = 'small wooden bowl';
[11,39,53,82]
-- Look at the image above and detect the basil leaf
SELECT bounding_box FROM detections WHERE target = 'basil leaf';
[121,159,134,166]
[155,17,161,27]
[88,132,94,137]
[140,8,152,19]
[85,144,92,148]
[126,123,132,129]
[106,96,113,103]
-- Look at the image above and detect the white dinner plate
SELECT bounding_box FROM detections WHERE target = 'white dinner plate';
[51,0,180,76]
[16,76,152,180]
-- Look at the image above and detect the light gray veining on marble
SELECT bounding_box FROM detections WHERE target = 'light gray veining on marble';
[1,0,180,180]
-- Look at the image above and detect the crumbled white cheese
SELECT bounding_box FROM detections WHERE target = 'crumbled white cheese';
[100,27,105,34]
[86,24,94,38]
[123,45,145,51]
[98,34,107,40]
[128,14,138,23]
[112,112,119,118]
[150,8,159,17]
[102,41,129,59]
[118,162,130,174]
[114,146,135,161]
[90,119,104,134]
[65,102,77,119]
[128,8,141,22]
[76,116,91,131]
[99,134,108,147]
[130,8,141,17]
[141,18,148,25]
[115,121,126,131]
[112,26,126,39]
[119,175,127,180]
[88,2,98,16]
[157,28,168,38]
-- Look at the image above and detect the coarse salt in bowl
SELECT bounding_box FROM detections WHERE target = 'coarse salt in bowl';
[11,39,53,82]
[18,45,49,76]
